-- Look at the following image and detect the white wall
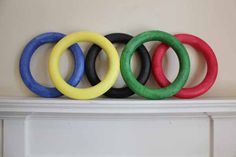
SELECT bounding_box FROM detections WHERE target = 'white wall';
[0,0,236,97]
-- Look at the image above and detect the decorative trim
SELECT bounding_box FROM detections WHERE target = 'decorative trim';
[0,97,236,116]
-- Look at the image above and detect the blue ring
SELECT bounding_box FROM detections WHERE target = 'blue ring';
[19,32,85,97]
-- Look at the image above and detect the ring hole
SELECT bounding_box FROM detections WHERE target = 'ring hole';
[59,47,74,83]
[143,41,161,88]
[71,42,91,89]
[31,43,73,87]
[96,43,140,88]
[163,45,207,87]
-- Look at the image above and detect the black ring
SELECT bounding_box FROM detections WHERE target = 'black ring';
[85,33,151,98]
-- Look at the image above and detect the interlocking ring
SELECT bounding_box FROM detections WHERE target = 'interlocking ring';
[19,32,84,97]
[48,32,120,100]
[120,30,190,99]
[85,33,151,98]
[152,34,218,98]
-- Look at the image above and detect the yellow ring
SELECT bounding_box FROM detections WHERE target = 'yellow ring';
[48,32,120,99]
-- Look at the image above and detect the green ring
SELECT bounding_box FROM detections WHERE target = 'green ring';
[120,30,190,99]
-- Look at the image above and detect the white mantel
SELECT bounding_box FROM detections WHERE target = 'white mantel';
[0,97,236,157]
[1,97,236,115]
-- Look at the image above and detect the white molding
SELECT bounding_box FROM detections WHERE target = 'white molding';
[0,97,236,116]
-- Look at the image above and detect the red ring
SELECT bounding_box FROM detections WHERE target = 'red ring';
[152,34,218,98]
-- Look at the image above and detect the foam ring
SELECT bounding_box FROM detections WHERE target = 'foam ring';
[48,32,120,100]
[19,32,85,97]
[85,33,151,98]
[120,30,190,99]
[152,34,218,98]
